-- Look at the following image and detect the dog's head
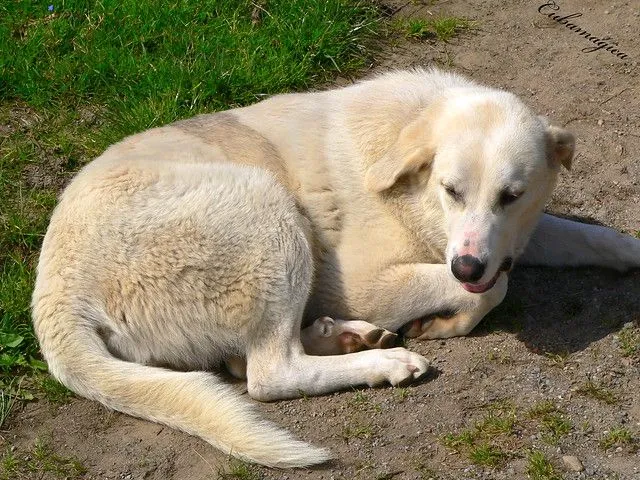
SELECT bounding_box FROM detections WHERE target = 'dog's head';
[365,91,574,293]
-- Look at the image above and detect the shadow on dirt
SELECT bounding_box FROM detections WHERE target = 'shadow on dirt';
[474,266,640,355]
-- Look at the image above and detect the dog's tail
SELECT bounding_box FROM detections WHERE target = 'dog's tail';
[33,304,331,468]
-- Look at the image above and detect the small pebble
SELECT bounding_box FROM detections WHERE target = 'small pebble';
[563,455,585,472]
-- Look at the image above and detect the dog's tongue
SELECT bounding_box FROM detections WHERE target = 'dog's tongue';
[461,271,500,293]
[462,281,494,293]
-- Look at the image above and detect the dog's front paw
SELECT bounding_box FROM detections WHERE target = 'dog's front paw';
[370,347,429,387]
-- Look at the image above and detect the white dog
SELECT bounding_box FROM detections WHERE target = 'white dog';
[32,68,640,467]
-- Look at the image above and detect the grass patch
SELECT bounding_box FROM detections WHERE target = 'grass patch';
[393,387,410,403]
[469,443,507,467]
[539,414,572,445]
[441,401,516,467]
[349,389,382,412]
[575,380,618,405]
[1,437,86,480]
[398,17,474,42]
[475,410,516,437]
[342,422,376,440]
[36,374,73,404]
[526,450,563,480]
[442,430,475,451]
[527,401,572,445]
[544,351,570,368]
[617,325,639,357]
[600,427,636,451]
[217,458,262,480]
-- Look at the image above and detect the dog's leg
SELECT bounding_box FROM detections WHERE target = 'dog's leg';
[244,231,428,400]
[349,263,508,339]
[519,214,640,271]
[247,304,429,400]
[300,317,397,355]
[247,332,429,401]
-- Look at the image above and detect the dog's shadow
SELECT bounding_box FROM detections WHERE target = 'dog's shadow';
[473,265,640,355]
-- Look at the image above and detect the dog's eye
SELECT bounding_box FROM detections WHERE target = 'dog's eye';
[444,185,462,202]
[499,190,522,207]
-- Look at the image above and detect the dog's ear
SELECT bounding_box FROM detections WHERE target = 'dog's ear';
[365,116,435,193]
[545,125,574,170]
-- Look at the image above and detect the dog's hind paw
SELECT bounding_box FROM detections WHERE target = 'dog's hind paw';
[301,317,398,356]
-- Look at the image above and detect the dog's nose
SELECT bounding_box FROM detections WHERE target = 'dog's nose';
[451,255,486,283]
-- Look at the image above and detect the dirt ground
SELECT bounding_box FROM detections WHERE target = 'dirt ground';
[3,0,640,478]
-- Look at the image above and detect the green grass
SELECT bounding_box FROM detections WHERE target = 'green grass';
[36,374,73,404]
[441,399,577,469]
[217,458,263,480]
[526,450,563,480]
[576,380,618,405]
[349,389,382,412]
[342,421,376,440]
[617,325,639,357]
[0,0,381,391]
[1,437,86,480]
[469,443,507,467]
[398,17,474,42]
[441,401,516,467]
[527,401,572,445]
[393,387,410,403]
[600,427,636,451]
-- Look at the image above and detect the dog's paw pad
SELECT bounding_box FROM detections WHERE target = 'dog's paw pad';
[364,328,398,349]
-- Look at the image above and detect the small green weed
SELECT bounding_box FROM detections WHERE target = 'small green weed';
[393,387,410,403]
[617,325,639,357]
[600,427,636,450]
[342,422,376,440]
[544,351,570,368]
[0,377,37,428]
[576,381,618,405]
[441,430,475,451]
[469,443,508,467]
[527,401,572,444]
[1,437,86,480]
[0,386,17,429]
[349,389,382,413]
[526,450,563,480]
[475,411,516,437]
[540,414,572,444]
[217,458,262,480]
[399,17,474,42]
[37,374,73,404]
[442,401,517,467]
[528,400,559,418]
[487,350,514,364]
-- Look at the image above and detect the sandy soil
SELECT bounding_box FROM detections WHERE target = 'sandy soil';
[3,0,640,478]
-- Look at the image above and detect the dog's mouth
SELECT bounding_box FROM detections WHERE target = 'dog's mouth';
[461,257,513,294]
